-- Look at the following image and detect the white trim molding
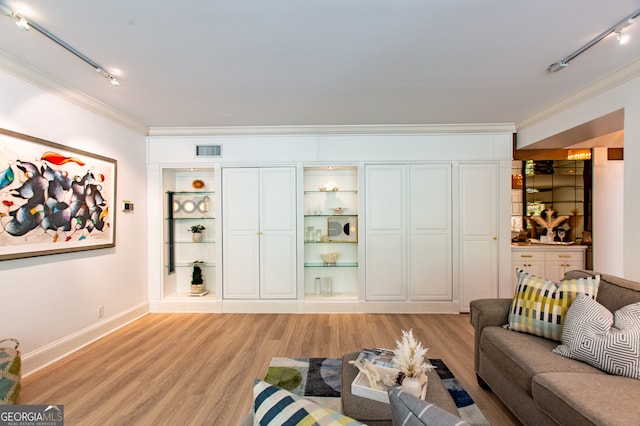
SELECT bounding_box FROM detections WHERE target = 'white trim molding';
[21,302,149,377]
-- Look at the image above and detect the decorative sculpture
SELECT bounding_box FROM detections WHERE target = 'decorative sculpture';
[349,359,383,390]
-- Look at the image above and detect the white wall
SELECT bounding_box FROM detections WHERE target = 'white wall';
[517,75,640,281]
[0,70,149,374]
[592,147,624,275]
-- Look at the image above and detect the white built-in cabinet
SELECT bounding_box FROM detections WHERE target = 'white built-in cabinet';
[459,163,499,312]
[148,130,513,313]
[222,167,297,299]
[303,166,360,300]
[161,168,218,301]
[511,245,586,287]
[365,164,452,301]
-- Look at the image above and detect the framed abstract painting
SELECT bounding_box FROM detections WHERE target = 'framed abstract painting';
[0,128,117,260]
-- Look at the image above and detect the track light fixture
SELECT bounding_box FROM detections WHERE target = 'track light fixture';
[0,1,120,86]
[548,9,640,73]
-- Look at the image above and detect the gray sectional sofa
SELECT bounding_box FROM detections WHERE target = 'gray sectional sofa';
[470,269,640,425]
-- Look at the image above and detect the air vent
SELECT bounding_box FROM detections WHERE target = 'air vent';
[195,145,222,157]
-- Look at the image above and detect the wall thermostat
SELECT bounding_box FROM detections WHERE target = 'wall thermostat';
[122,201,134,212]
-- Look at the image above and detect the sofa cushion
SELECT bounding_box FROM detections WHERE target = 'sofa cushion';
[508,269,600,341]
[480,326,604,395]
[253,379,364,425]
[532,372,640,425]
[387,387,469,426]
[553,293,640,379]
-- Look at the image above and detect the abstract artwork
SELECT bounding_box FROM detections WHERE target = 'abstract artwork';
[0,128,117,260]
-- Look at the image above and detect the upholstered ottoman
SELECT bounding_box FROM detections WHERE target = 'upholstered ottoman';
[341,352,458,426]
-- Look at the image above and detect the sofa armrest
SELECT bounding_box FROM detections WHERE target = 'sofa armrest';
[469,298,512,374]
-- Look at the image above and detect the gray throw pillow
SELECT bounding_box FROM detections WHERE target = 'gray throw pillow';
[387,387,470,426]
[554,293,640,380]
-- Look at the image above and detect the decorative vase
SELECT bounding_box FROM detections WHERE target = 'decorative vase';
[191,284,205,294]
[401,376,423,398]
[192,232,203,243]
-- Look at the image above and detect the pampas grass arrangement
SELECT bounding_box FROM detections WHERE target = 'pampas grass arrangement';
[392,329,434,378]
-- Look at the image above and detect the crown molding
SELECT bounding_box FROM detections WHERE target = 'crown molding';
[0,50,148,135]
[147,123,516,137]
[516,57,640,131]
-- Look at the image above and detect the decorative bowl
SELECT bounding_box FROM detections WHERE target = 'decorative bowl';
[320,252,339,266]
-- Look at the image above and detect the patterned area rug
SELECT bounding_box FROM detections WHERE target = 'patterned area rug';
[265,357,489,425]
[265,357,342,411]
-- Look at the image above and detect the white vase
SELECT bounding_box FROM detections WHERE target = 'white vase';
[401,377,423,398]
[192,232,203,242]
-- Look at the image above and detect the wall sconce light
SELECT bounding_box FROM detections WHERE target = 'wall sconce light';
[548,10,640,72]
[0,1,120,86]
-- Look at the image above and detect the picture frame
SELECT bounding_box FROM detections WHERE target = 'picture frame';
[0,128,117,260]
[327,216,358,242]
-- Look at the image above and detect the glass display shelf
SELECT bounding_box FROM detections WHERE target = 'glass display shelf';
[167,190,215,195]
[170,262,216,268]
[168,217,216,221]
[304,262,358,267]
[166,240,215,245]
[304,214,357,217]
[304,189,358,194]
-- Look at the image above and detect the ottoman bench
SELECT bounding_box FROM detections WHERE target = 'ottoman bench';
[341,351,459,425]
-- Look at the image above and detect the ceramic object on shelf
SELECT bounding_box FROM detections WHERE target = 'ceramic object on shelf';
[320,252,339,266]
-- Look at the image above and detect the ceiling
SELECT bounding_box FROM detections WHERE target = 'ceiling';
[1,1,640,132]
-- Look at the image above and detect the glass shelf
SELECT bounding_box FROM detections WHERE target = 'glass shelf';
[304,262,358,267]
[304,241,357,244]
[304,214,357,217]
[166,190,215,195]
[167,240,216,244]
[171,262,216,268]
[304,189,358,194]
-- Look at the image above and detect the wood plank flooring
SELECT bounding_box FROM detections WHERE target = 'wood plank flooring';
[19,313,520,425]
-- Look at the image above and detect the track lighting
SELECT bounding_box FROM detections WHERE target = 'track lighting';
[0,1,121,86]
[14,14,29,30]
[547,9,640,72]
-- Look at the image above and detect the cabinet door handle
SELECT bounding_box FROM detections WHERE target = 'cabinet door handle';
[520,255,533,258]
[559,255,572,258]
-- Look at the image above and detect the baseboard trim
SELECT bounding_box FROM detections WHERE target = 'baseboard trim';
[22,302,149,377]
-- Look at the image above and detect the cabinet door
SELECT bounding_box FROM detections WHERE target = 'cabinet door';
[222,168,261,299]
[222,167,297,300]
[410,164,452,300]
[365,165,406,300]
[545,250,585,282]
[459,163,499,311]
[259,168,297,299]
[511,250,545,288]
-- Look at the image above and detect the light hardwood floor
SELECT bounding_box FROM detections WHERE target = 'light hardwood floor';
[20,313,519,425]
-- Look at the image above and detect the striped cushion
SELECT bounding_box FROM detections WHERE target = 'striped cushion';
[387,387,469,426]
[554,293,640,379]
[253,379,363,426]
[508,269,600,341]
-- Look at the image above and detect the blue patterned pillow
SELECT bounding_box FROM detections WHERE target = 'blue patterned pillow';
[253,379,364,425]
[554,293,640,380]
[508,269,600,341]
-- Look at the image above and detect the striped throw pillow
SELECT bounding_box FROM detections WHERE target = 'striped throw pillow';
[554,293,640,379]
[508,269,600,341]
[387,387,469,426]
[253,379,363,425]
